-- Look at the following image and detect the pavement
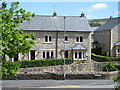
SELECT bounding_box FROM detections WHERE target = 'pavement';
[1,80,117,90]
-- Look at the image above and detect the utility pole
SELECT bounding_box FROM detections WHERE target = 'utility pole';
[64,16,66,80]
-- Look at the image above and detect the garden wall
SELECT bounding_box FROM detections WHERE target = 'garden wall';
[8,62,118,80]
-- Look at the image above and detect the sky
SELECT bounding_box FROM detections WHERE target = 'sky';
[2,0,120,19]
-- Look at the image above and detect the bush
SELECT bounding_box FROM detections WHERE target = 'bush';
[19,58,72,68]
[114,71,120,90]
[91,53,120,62]
[76,60,83,64]
[102,62,118,72]
[1,61,21,79]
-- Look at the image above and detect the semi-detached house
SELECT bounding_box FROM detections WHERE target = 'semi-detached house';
[11,13,92,62]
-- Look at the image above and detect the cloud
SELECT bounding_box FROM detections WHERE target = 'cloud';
[115,11,120,15]
[80,3,108,18]
[91,3,108,9]
[87,3,108,13]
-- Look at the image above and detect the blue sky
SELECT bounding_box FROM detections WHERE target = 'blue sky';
[4,1,119,19]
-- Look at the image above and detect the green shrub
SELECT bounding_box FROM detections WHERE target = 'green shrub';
[1,61,21,79]
[19,58,72,68]
[76,60,83,64]
[102,63,118,72]
[114,71,120,90]
[91,53,120,62]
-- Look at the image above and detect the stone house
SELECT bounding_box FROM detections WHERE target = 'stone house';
[94,17,120,57]
[12,13,92,62]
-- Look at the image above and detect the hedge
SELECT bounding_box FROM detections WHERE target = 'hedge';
[19,58,72,68]
[102,63,118,71]
[91,53,120,62]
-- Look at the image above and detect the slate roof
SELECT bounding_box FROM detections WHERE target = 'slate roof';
[30,47,39,50]
[95,17,120,31]
[62,44,87,50]
[71,44,87,50]
[19,15,91,32]
[89,27,98,31]
[115,41,120,46]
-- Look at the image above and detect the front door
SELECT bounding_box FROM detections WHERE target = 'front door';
[31,51,35,60]
[64,51,68,58]
[14,54,18,61]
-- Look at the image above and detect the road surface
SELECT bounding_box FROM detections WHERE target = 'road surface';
[1,80,116,90]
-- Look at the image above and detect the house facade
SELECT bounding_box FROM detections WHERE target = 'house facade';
[10,13,92,62]
[94,17,120,57]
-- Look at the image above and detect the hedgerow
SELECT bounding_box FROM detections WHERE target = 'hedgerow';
[19,58,72,68]
[91,53,120,62]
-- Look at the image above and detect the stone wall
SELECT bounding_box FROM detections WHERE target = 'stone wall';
[8,62,118,80]
[18,31,91,61]
[94,30,110,56]
[94,24,120,57]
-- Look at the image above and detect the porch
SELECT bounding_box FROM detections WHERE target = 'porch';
[61,44,88,62]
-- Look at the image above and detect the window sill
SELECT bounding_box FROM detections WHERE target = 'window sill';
[64,41,68,43]
[43,42,53,44]
[74,42,83,43]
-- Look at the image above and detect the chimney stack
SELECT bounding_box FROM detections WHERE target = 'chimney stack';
[110,16,113,19]
[53,11,57,16]
[80,12,85,17]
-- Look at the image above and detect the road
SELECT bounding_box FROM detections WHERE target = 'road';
[1,80,116,90]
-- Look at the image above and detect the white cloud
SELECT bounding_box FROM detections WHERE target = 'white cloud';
[115,11,120,15]
[80,3,108,19]
[91,3,108,9]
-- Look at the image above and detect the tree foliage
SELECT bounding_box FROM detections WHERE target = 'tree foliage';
[1,2,35,59]
[89,21,101,27]
[1,2,35,79]
[114,71,120,90]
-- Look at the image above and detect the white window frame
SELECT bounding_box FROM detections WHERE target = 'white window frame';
[44,35,52,43]
[73,51,86,60]
[75,35,83,43]
[42,50,54,59]
[117,47,120,54]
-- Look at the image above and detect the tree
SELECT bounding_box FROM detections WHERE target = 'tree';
[89,21,101,27]
[1,2,35,60]
[1,2,35,79]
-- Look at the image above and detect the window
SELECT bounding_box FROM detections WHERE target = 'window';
[31,51,35,60]
[83,52,86,58]
[47,51,49,58]
[51,51,53,57]
[65,36,68,41]
[79,52,82,59]
[76,36,79,42]
[64,51,68,58]
[14,54,18,61]
[43,51,45,58]
[74,51,86,60]
[76,36,83,42]
[80,36,83,42]
[45,36,48,42]
[42,50,54,59]
[45,36,52,42]
[75,52,77,58]
[118,47,120,53]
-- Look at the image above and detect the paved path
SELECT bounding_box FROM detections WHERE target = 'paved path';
[1,80,116,89]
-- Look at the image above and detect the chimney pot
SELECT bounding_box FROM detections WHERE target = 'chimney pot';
[53,11,57,16]
[110,16,113,19]
[80,12,85,17]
